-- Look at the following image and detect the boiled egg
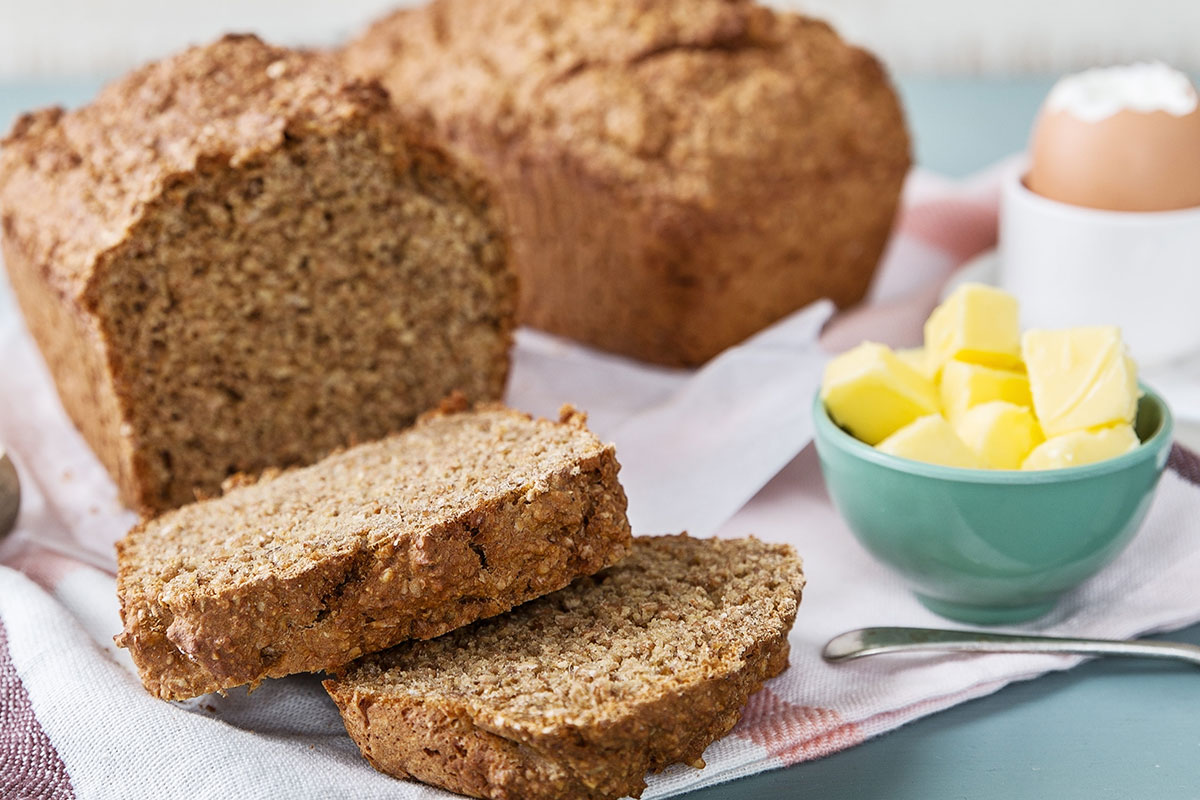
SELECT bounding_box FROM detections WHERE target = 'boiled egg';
[1026,63,1200,212]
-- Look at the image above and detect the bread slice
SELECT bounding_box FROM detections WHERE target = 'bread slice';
[324,534,804,800]
[0,34,515,514]
[115,402,630,701]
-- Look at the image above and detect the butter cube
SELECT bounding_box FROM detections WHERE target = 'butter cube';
[1021,424,1140,470]
[896,347,937,380]
[1022,326,1138,437]
[954,401,1043,469]
[877,415,984,468]
[924,284,1022,374]
[822,342,941,445]
[940,360,1032,423]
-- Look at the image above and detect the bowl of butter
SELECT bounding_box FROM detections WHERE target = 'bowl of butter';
[813,283,1173,624]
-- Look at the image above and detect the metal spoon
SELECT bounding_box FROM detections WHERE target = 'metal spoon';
[0,448,19,538]
[824,627,1200,667]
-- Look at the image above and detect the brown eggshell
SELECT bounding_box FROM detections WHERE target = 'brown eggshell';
[1026,106,1200,212]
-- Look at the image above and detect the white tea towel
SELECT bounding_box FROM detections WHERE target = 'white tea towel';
[4,168,1200,800]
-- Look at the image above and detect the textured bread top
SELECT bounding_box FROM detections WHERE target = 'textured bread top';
[334,534,804,731]
[0,34,399,300]
[119,404,611,603]
[344,0,908,206]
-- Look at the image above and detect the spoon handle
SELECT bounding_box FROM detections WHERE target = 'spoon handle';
[823,627,1200,667]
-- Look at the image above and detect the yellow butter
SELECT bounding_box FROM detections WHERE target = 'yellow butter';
[1022,326,1138,437]
[939,360,1032,424]
[877,415,984,468]
[924,283,1022,374]
[954,401,1044,470]
[1021,424,1140,470]
[822,342,941,446]
[895,347,937,380]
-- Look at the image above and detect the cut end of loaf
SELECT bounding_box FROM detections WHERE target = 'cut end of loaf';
[326,534,805,800]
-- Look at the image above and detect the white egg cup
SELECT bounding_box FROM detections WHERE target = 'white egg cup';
[999,165,1200,366]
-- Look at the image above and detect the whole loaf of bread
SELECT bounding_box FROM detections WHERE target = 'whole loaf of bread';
[344,0,910,366]
[0,34,515,513]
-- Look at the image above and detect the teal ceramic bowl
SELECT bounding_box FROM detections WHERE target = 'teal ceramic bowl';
[812,385,1173,624]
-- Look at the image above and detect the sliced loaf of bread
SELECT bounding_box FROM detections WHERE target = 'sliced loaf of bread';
[115,402,630,701]
[0,34,515,514]
[324,534,805,800]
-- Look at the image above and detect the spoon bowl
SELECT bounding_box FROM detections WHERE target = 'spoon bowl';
[0,449,20,538]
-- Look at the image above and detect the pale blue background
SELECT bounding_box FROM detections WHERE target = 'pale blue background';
[2,75,1198,799]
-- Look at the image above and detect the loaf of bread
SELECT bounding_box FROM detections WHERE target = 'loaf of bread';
[344,0,910,366]
[0,34,515,514]
[115,402,631,701]
[325,534,805,800]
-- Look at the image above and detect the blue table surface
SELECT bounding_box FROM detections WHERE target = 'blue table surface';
[2,74,1199,800]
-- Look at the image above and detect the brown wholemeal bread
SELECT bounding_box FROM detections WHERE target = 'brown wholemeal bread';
[343,0,910,367]
[325,534,805,800]
[0,34,515,514]
[115,402,631,701]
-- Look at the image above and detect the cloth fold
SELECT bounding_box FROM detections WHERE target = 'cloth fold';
[4,168,1200,800]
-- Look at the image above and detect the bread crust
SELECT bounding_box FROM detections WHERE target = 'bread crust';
[325,534,804,800]
[344,0,911,366]
[115,406,631,700]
